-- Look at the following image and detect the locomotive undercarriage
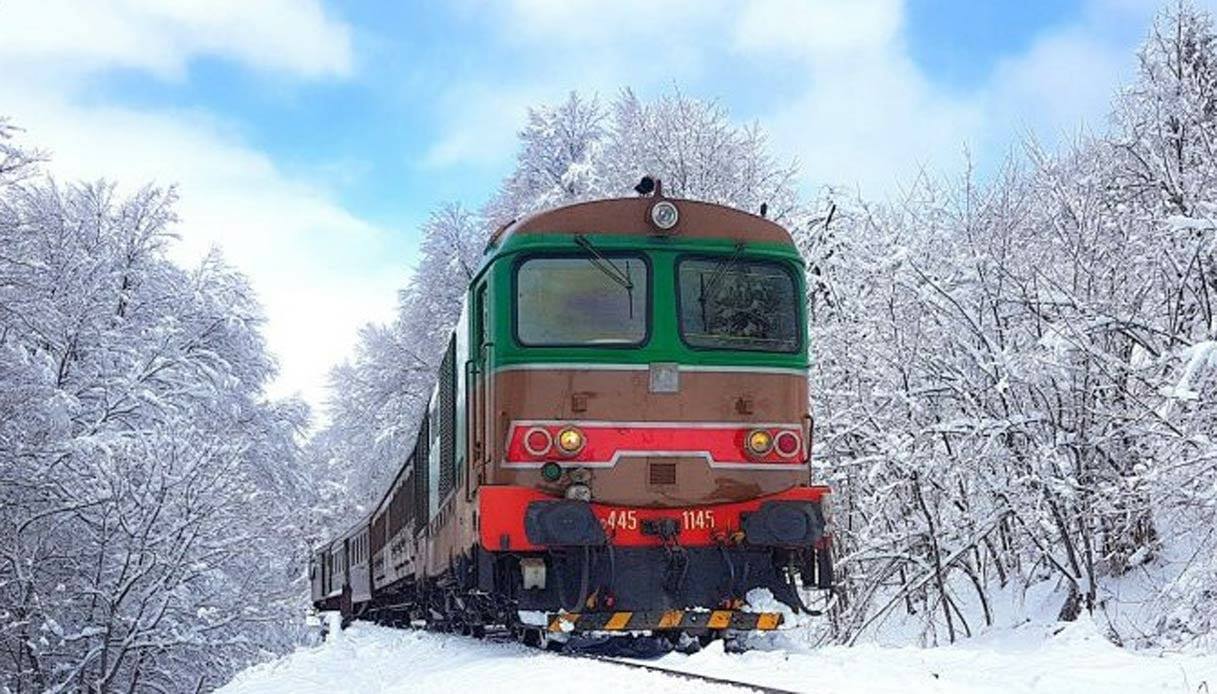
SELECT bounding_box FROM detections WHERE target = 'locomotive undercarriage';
[490,545,829,614]
[360,541,831,651]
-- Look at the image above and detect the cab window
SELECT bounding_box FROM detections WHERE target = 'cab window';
[515,255,648,346]
[677,257,800,352]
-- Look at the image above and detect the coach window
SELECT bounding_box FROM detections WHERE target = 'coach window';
[677,257,800,353]
[515,255,648,346]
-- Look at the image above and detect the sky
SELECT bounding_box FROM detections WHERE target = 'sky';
[0,0,1182,416]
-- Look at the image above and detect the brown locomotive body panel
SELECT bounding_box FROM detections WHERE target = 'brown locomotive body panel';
[500,196,793,243]
[489,368,808,506]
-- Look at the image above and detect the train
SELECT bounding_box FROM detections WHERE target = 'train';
[309,180,832,648]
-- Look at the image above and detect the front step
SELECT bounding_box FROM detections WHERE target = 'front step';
[548,609,783,633]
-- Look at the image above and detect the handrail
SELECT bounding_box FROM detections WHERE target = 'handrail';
[463,358,476,501]
[482,342,495,479]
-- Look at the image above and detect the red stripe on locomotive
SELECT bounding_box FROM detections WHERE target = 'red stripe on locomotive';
[504,421,807,467]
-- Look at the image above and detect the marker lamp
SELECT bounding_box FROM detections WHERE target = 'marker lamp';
[746,429,774,455]
[541,461,563,482]
[524,427,553,456]
[774,430,801,457]
[556,427,585,455]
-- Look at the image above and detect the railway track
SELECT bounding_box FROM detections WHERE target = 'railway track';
[559,651,803,694]
[372,621,803,693]
[474,625,800,693]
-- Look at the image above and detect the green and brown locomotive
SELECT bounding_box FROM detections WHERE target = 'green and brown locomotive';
[310,181,832,647]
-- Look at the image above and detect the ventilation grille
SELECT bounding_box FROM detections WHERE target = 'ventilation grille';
[649,462,677,486]
[437,337,456,500]
[414,418,429,533]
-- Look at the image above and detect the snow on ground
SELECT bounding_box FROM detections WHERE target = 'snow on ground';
[218,619,1217,694]
[217,623,737,694]
[658,618,1217,693]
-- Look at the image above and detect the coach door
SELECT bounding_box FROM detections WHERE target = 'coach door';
[470,283,491,491]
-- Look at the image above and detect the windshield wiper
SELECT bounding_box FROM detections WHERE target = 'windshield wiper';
[703,243,747,299]
[698,243,747,328]
[574,235,636,318]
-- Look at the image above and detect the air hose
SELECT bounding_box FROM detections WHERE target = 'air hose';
[783,560,820,615]
[719,544,737,597]
[606,543,616,594]
[556,546,592,613]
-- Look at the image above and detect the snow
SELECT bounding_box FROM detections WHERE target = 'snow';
[662,619,1217,693]
[218,624,738,694]
[1165,213,1217,232]
[516,610,548,626]
[1169,340,1217,400]
[743,587,804,628]
[218,620,1217,694]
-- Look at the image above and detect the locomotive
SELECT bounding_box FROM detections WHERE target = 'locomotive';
[309,182,832,647]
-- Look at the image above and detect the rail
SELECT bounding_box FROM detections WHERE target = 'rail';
[559,651,803,694]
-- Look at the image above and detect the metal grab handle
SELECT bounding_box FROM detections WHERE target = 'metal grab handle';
[481,342,495,470]
[463,359,476,500]
[802,412,814,467]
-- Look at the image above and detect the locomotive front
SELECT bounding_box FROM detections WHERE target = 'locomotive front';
[472,191,832,638]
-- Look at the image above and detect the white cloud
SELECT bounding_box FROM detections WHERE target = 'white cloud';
[734,0,903,58]
[1,85,405,412]
[0,2,393,415]
[732,0,1160,197]
[498,0,720,45]
[982,29,1129,151]
[429,0,979,195]
[977,0,1151,155]
[728,0,985,195]
[421,0,737,174]
[0,0,354,80]
[761,53,982,196]
[437,0,1160,200]
[421,83,543,170]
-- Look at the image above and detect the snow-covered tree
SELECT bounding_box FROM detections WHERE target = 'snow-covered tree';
[483,92,607,223]
[317,202,484,514]
[802,3,1217,649]
[0,133,311,692]
[597,88,800,222]
[484,88,802,225]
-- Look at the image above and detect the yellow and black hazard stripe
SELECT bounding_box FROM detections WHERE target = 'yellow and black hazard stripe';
[548,609,783,633]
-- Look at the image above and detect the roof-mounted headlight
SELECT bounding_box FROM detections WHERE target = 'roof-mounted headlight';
[649,200,679,232]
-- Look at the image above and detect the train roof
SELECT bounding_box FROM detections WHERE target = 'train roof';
[486,196,796,252]
[313,512,373,555]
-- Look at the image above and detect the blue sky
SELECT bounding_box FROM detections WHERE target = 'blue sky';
[0,0,1176,412]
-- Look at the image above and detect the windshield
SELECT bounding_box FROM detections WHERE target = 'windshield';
[515,255,648,346]
[677,257,800,352]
